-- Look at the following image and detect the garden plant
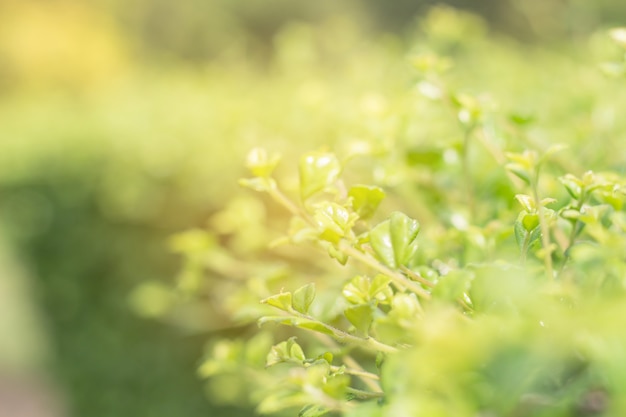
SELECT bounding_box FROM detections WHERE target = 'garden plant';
[162,11,626,417]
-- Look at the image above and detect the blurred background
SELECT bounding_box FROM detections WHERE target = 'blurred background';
[1,0,625,416]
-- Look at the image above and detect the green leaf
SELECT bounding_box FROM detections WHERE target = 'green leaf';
[288,338,306,362]
[293,283,316,314]
[266,337,306,367]
[299,405,330,417]
[295,320,336,337]
[389,293,420,320]
[239,177,277,192]
[342,275,370,304]
[559,174,583,200]
[348,184,386,220]
[258,316,336,338]
[261,292,293,312]
[313,202,358,244]
[257,390,309,414]
[515,194,536,212]
[314,351,334,364]
[432,270,473,301]
[521,213,539,231]
[299,152,342,200]
[505,163,532,185]
[369,274,392,302]
[537,143,567,167]
[327,244,349,265]
[370,211,420,268]
[198,339,243,378]
[505,150,538,185]
[344,303,374,335]
[405,147,443,167]
[245,147,281,178]
[560,208,581,221]
[375,352,385,370]
[508,112,535,126]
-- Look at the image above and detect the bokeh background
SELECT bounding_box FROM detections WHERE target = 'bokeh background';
[1,1,625,416]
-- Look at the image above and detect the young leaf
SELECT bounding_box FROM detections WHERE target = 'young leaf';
[343,275,370,304]
[299,152,342,200]
[261,292,293,312]
[505,150,538,185]
[327,244,349,265]
[245,147,281,178]
[348,184,386,220]
[344,303,374,335]
[369,274,392,303]
[313,202,358,244]
[288,338,306,362]
[266,337,306,367]
[559,174,583,200]
[521,213,540,232]
[370,212,420,268]
[239,177,278,193]
[293,283,316,314]
[389,293,421,320]
[515,194,536,212]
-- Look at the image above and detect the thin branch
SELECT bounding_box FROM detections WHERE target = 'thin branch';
[313,334,383,393]
[340,242,431,301]
[346,387,385,400]
[400,265,435,288]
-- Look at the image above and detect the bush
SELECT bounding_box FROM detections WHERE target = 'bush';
[160,9,626,417]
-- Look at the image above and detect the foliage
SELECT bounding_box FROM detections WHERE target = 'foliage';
[165,11,626,417]
[3,2,626,416]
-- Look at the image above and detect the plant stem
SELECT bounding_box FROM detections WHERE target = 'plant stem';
[266,184,304,218]
[331,365,380,381]
[532,173,554,280]
[346,387,385,400]
[293,310,399,354]
[462,127,476,220]
[521,230,531,265]
[400,265,436,288]
[339,242,431,301]
[314,334,383,393]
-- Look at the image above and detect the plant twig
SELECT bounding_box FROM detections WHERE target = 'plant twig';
[340,242,431,301]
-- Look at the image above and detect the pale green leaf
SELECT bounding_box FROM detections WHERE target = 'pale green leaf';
[293,283,316,314]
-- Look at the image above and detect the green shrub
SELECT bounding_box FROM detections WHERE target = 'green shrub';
[158,10,626,417]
